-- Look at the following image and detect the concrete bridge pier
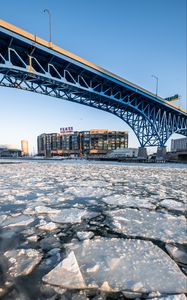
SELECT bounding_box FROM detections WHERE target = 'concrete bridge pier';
[138,147,148,160]
[156,146,167,162]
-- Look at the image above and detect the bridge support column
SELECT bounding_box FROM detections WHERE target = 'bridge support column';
[138,147,148,161]
[156,146,167,162]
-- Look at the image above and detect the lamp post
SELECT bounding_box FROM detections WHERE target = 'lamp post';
[44,9,52,44]
[152,75,158,97]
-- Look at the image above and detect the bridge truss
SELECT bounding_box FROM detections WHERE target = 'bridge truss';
[0,20,187,147]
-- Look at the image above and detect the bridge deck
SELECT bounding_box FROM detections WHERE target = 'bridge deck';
[0,19,186,115]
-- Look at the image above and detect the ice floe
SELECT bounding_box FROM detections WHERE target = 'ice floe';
[27,235,38,242]
[0,214,7,224]
[43,251,86,289]
[105,208,187,243]
[150,295,186,300]
[0,161,186,299]
[4,248,42,277]
[50,208,87,224]
[2,215,35,228]
[165,244,187,265]
[38,221,58,231]
[77,231,94,241]
[34,205,61,215]
[43,238,187,293]
[159,199,186,214]
[64,186,112,198]
[103,194,156,209]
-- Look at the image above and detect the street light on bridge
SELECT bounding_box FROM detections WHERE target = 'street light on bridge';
[43,9,52,44]
[152,74,158,97]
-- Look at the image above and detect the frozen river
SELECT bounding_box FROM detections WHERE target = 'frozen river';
[0,160,186,300]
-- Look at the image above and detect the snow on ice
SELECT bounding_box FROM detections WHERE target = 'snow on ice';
[0,161,186,299]
[43,238,187,293]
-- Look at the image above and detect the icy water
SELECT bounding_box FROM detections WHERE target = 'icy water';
[0,160,186,300]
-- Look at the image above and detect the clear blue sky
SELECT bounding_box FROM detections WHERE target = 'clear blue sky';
[0,0,186,154]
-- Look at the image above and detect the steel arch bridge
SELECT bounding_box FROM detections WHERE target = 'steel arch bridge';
[0,20,187,147]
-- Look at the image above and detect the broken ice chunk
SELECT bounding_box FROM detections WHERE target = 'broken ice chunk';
[166,244,187,265]
[43,251,86,289]
[38,221,58,231]
[3,215,34,228]
[4,249,42,277]
[35,206,61,215]
[43,238,187,294]
[27,235,38,242]
[77,231,94,241]
[150,294,186,300]
[50,208,87,224]
[0,215,7,225]
[106,208,187,244]
[159,199,186,214]
[103,194,155,210]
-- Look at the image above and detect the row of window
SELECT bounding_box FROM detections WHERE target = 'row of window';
[37,132,128,155]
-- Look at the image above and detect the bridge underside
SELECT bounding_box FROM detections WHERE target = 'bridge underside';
[0,22,187,147]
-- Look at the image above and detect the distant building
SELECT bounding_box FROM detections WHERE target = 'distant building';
[21,140,29,156]
[0,145,21,157]
[106,148,138,159]
[37,129,128,157]
[171,137,187,152]
[80,129,128,156]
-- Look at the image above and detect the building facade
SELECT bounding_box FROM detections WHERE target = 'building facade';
[171,137,187,152]
[37,130,128,157]
[106,148,138,159]
[0,145,21,157]
[21,140,29,156]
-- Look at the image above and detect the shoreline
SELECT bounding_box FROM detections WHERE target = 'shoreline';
[0,156,187,164]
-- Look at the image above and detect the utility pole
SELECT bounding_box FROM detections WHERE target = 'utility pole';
[152,75,158,97]
[44,9,52,44]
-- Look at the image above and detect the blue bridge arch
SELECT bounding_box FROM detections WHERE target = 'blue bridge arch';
[0,20,187,147]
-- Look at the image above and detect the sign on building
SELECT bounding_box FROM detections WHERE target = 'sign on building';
[60,127,74,134]
[165,94,179,101]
